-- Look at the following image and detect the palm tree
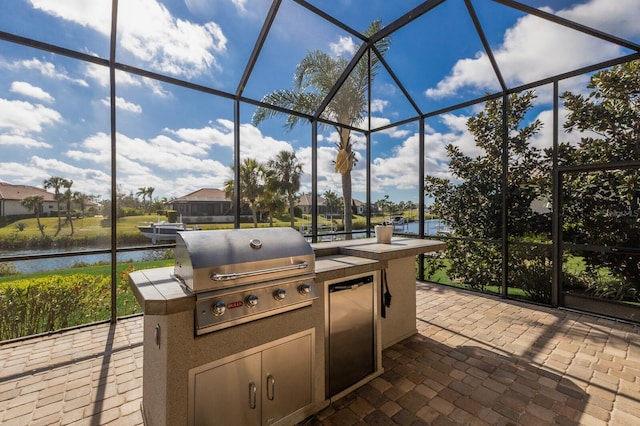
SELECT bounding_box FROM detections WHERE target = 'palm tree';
[323,189,340,224]
[252,20,390,238]
[224,158,266,228]
[146,187,155,207]
[43,176,71,236]
[258,188,287,227]
[62,179,75,235]
[266,150,303,228]
[21,195,45,236]
[375,195,392,222]
[136,187,147,206]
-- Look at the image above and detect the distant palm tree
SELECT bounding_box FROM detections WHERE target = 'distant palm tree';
[72,192,89,218]
[224,158,266,228]
[146,187,155,207]
[136,187,147,205]
[21,195,45,236]
[258,188,287,227]
[43,176,71,236]
[266,150,303,228]
[62,179,74,235]
[252,20,390,238]
[323,189,340,224]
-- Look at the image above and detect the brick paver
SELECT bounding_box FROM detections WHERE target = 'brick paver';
[1,283,638,425]
[314,283,640,425]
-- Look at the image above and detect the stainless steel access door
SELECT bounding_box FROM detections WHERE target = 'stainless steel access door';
[327,274,374,397]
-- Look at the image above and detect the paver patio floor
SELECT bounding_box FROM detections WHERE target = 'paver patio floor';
[1,282,638,425]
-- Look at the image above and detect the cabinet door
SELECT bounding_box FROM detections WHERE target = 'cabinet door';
[261,334,312,424]
[194,352,261,426]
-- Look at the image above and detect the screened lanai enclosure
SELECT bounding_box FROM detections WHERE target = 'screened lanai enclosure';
[1,0,639,340]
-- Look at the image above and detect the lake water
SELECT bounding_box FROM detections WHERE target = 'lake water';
[0,248,169,274]
[394,219,451,235]
[1,219,451,274]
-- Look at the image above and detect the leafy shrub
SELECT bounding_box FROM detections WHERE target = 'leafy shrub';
[570,268,639,303]
[446,239,501,292]
[0,274,111,341]
[508,244,552,304]
[421,252,447,281]
[0,262,19,277]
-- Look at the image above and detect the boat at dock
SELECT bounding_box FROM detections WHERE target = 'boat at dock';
[389,216,405,227]
[137,221,197,243]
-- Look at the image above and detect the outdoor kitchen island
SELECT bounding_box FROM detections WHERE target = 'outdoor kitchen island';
[312,237,447,350]
[129,233,444,426]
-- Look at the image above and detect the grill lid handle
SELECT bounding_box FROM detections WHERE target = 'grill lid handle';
[209,261,310,282]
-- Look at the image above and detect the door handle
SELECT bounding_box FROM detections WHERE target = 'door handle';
[266,374,275,400]
[249,382,257,409]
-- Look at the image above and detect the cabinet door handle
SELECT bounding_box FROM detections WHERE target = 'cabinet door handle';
[249,382,257,409]
[266,374,275,400]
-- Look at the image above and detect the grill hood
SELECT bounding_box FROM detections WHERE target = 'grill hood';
[174,227,315,293]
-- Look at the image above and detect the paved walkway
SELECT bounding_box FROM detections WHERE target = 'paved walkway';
[1,283,638,425]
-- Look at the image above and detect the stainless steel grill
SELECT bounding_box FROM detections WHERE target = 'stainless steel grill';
[173,227,318,335]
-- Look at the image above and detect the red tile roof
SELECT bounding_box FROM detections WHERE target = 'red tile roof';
[171,188,228,202]
[0,182,56,202]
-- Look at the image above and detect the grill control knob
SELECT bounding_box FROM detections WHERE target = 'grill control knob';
[245,294,259,307]
[273,288,286,301]
[298,283,311,295]
[211,301,226,316]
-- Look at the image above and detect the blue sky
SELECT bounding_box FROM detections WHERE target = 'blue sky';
[1,0,639,206]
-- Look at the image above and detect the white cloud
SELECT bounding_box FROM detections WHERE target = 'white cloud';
[370,99,389,113]
[232,0,248,15]
[29,0,111,34]
[10,81,54,103]
[371,133,421,191]
[238,123,294,163]
[0,162,47,181]
[559,0,640,39]
[425,0,634,99]
[3,57,89,87]
[370,117,411,138]
[53,118,303,199]
[0,133,52,149]
[100,96,142,114]
[117,0,226,78]
[30,0,227,79]
[169,119,235,150]
[0,98,62,136]
[28,155,111,196]
[330,36,357,58]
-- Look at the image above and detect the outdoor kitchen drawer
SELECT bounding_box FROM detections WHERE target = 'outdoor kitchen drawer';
[189,330,314,426]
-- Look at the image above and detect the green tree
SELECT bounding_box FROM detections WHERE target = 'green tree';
[323,189,340,224]
[257,188,287,227]
[224,158,266,228]
[21,195,45,236]
[43,176,71,237]
[62,179,75,235]
[425,91,546,290]
[252,20,390,238]
[147,187,155,205]
[136,187,155,211]
[72,192,90,218]
[559,60,640,299]
[136,187,147,206]
[266,150,303,228]
[375,195,392,221]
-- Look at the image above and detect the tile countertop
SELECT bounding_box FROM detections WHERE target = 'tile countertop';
[312,237,445,282]
[311,237,446,261]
